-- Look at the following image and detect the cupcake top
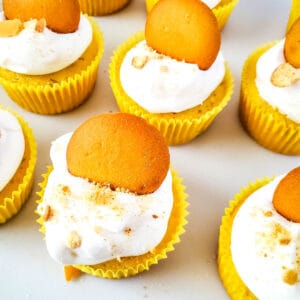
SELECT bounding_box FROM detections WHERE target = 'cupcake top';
[120,0,225,113]
[0,109,25,191]
[231,167,300,299]
[0,0,92,75]
[120,40,225,113]
[37,113,173,265]
[255,17,300,123]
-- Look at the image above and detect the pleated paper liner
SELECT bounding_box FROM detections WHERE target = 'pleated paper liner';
[78,0,131,16]
[0,106,37,224]
[286,0,300,33]
[218,176,273,300]
[109,31,234,145]
[145,0,239,30]
[239,41,300,155]
[0,17,104,115]
[37,167,188,279]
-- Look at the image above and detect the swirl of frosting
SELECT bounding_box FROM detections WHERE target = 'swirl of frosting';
[0,13,92,75]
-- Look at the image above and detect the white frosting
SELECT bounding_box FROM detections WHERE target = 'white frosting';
[120,40,225,113]
[255,39,300,124]
[0,110,25,192]
[202,0,221,8]
[0,13,92,75]
[38,133,173,265]
[231,175,300,300]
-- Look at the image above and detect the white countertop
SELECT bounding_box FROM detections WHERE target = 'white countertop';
[0,0,298,299]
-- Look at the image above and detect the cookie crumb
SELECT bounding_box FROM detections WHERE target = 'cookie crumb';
[132,56,149,69]
[61,185,70,195]
[264,210,273,217]
[35,18,46,32]
[271,62,300,87]
[124,227,132,235]
[282,269,298,285]
[279,237,291,245]
[43,205,53,221]
[0,19,23,37]
[67,231,82,249]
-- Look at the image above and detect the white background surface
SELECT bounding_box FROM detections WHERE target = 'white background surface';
[0,0,299,299]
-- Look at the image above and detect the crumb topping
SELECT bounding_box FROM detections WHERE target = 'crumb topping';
[67,231,81,249]
[270,223,291,247]
[279,237,291,245]
[131,47,170,70]
[61,185,71,195]
[43,205,53,222]
[124,227,132,235]
[256,222,292,256]
[282,269,298,285]
[0,19,23,37]
[88,184,116,205]
[0,18,48,37]
[132,55,149,69]
[264,210,273,217]
[271,62,300,87]
[35,18,46,33]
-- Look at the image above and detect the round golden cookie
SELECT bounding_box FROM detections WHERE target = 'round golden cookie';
[145,0,221,70]
[66,113,170,195]
[3,0,80,33]
[284,16,300,68]
[273,166,300,223]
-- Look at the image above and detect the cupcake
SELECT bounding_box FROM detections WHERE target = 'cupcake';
[36,112,188,281]
[78,0,131,16]
[110,0,233,145]
[218,166,300,299]
[0,0,104,115]
[145,0,239,30]
[286,0,300,32]
[240,16,300,155]
[0,105,37,224]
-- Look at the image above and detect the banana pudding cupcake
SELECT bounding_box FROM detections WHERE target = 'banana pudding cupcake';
[0,0,104,114]
[0,106,36,223]
[218,166,300,299]
[37,113,188,280]
[110,0,233,145]
[240,16,300,155]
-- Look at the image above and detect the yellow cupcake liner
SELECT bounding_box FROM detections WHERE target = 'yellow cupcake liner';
[240,41,300,155]
[79,0,131,16]
[37,167,188,279]
[0,17,104,115]
[0,106,37,224]
[109,31,234,145]
[213,0,239,30]
[145,0,239,30]
[286,0,300,32]
[218,176,273,300]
